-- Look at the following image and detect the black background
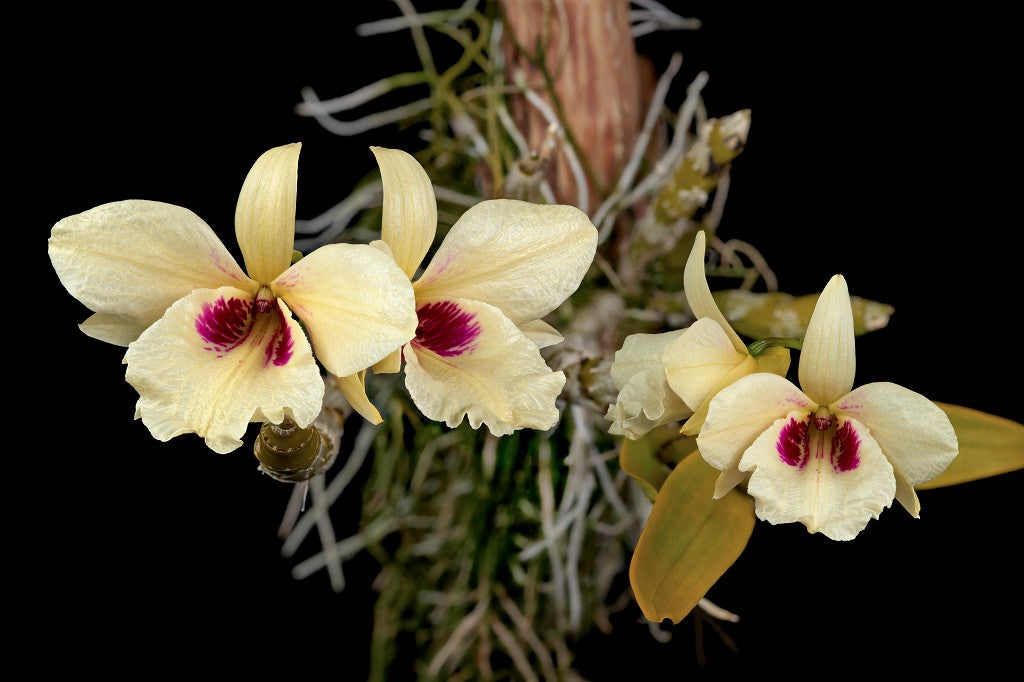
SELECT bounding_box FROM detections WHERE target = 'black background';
[28,2,1021,678]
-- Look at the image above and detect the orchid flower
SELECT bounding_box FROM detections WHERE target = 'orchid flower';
[697,275,958,540]
[339,147,597,435]
[606,230,790,440]
[49,143,418,454]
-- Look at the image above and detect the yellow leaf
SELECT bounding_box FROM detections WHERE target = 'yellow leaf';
[917,402,1024,489]
[629,451,755,624]
[619,424,696,501]
[712,290,894,339]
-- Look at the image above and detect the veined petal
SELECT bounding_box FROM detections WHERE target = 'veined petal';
[49,200,254,346]
[713,465,748,499]
[683,231,745,352]
[678,346,791,437]
[372,348,403,374]
[799,275,856,405]
[697,373,814,475]
[413,199,597,324]
[610,330,685,389]
[893,467,921,518]
[665,317,749,411]
[79,313,152,346]
[124,287,324,454]
[606,330,690,439]
[754,345,792,377]
[272,243,417,378]
[740,415,896,541]
[607,370,692,440]
[368,240,417,375]
[235,143,300,284]
[371,146,437,279]
[403,297,565,435]
[520,319,564,349]
[833,382,958,487]
[678,355,759,437]
[336,371,383,425]
[681,348,790,438]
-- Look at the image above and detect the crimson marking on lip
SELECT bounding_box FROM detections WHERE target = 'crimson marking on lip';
[413,300,482,357]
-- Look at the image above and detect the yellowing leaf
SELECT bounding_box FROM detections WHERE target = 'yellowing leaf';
[629,451,755,624]
[712,289,894,339]
[917,402,1024,489]
[619,424,696,501]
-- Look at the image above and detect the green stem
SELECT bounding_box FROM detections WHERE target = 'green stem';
[748,337,803,357]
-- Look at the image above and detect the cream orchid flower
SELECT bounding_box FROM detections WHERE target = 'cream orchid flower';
[606,230,790,441]
[697,275,958,541]
[49,143,418,454]
[339,147,597,436]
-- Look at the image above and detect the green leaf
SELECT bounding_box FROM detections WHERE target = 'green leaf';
[629,451,755,624]
[619,424,696,501]
[917,402,1024,489]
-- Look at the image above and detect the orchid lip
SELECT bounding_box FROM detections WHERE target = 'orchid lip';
[776,413,861,472]
[412,300,482,357]
[195,293,293,367]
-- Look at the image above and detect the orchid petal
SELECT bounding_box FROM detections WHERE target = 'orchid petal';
[369,236,418,372]
[273,243,417,378]
[607,372,692,441]
[413,199,597,324]
[610,331,685,391]
[49,200,254,346]
[79,313,152,346]
[740,415,896,541]
[678,359,760,437]
[665,317,749,411]
[893,467,921,518]
[371,146,437,279]
[697,373,814,474]
[678,346,791,437]
[713,465,748,499]
[403,298,565,435]
[683,231,745,352]
[336,371,383,425]
[372,349,403,374]
[607,331,691,440]
[799,275,856,405]
[754,345,792,377]
[520,319,564,349]
[235,143,299,284]
[833,381,958,486]
[124,287,324,454]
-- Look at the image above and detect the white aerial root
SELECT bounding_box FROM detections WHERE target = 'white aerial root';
[299,90,434,137]
[630,0,701,38]
[355,0,479,36]
[698,597,740,623]
[513,69,589,215]
[281,383,394,558]
[309,475,344,591]
[294,180,383,249]
[595,68,710,244]
[427,594,491,677]
[592,51,683,239]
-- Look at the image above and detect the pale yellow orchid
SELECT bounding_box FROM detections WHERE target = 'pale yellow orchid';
[48,143,418,454]
[697,275,958,541]
[606,230,790,441]
[338,147,597,436]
